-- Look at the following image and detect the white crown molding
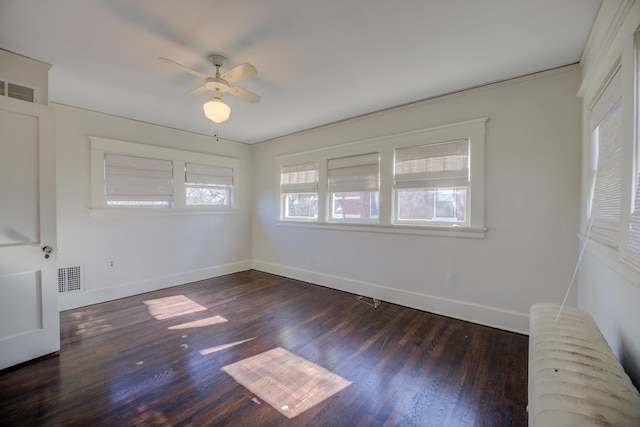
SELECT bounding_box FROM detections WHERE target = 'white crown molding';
[579,0,637,98]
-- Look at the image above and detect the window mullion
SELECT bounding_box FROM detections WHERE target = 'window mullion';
[174,160,186,208]
[317,159,328,222]
[378,148,393,225]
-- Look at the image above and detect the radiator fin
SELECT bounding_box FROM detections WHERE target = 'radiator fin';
[529,303,640,426]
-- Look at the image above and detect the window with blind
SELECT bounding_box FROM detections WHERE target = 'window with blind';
[623,35,640,269]
[589,68,622,248]
[90,136,240,215]
[105,154,174,207]
[185,163,233,206]
[394,140,469,224]
[328,153,379,220]
[280,162,319,220]
[276,118,486,235]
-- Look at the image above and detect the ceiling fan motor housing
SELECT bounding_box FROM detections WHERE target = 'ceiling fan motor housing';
[205,77,230,92]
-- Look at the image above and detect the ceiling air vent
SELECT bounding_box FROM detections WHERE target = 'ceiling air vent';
[0,79,37,103]
[58,265,83,293]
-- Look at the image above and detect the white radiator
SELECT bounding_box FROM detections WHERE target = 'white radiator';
[529,303,640,426]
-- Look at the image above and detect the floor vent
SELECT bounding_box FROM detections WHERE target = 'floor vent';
[58,265,83,293]
[0,79,38,103]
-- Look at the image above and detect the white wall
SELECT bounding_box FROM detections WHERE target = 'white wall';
[251,66,582,334]
[577,0,640,386]
[579,250,640,385]
[55,105,252,310]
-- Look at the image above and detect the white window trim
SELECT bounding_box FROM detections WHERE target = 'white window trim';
[394,140,470,226]
[90,136,240,218]
[280,162,320,221]
[577,27,640,287]
[276,220,486,239]
[275,118,487,238]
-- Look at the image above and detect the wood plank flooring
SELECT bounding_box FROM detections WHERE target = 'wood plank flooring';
[0,270,528,426]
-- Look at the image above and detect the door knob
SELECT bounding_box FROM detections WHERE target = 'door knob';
[42,245,54,259]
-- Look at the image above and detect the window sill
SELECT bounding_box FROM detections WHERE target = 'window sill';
[90,208,240,219]
[579,233,640,287]
[275,220,486,238]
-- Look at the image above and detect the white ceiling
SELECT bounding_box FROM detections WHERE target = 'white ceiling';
[0,1,602,144]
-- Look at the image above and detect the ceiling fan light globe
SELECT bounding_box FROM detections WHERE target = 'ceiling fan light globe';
[203,99,231,123]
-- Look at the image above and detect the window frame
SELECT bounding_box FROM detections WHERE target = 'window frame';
[588,67,623,248]
[576,30,640,286]
[104,153,175,208]
[327,152,380,223]
[280,161,320,221]
[276,118,487,238]
[90,136,239,217]
[185,162,234,207]
[393,139,471,226]
[395,186,469,225]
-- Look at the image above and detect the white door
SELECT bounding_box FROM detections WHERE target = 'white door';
[0,95,59,370]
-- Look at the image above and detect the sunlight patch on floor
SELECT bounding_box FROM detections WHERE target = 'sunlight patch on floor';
[221,347,352,419]
[70,309,114,336]
[131,404,174,426]
[199,337,256,355]
[168,315,228,330]
[143,295,206,320]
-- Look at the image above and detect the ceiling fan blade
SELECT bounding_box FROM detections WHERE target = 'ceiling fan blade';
[185,86,209,96]
[229,85,261,103]
[159,57,208,80]
[223,63,257,83]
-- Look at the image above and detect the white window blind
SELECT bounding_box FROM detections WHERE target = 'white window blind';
[328,153,379,193]
[105,154,173,205]
[185,163,233,206]
[394,140,469,189]
[186,163,233,187]
[624,174,640,268]
[590,69,622,248]
[281,162,319,193]
[624,36,640,268]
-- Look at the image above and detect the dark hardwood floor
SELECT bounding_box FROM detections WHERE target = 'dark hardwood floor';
[0,270,528,426]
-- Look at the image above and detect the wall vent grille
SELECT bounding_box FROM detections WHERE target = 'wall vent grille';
[0,79,37,103]
[58,265,83,293]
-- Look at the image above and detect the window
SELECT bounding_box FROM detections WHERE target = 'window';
[579,33,640,280]
[328,153,379,220]
[394,140,469,225]
[280,162,319,220]
[589,68,622,248]
[90,136,239,216]
[624,34,640,269]
[104,154,174,208]
[185,163,233,207]
[276,118,486,237]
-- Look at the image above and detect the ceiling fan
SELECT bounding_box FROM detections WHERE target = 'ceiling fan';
[160,54,260,123]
